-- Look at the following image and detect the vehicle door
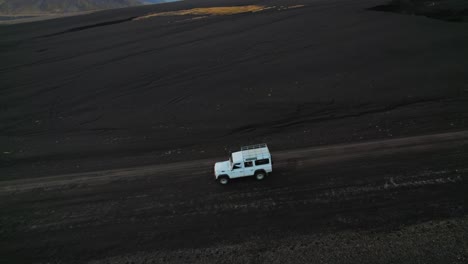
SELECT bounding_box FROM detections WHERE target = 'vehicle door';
[231,162,244,178]
[243,161,255,176]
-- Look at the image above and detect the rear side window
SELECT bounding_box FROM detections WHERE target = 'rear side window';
[244,161,253,167]
[255,159,270,165]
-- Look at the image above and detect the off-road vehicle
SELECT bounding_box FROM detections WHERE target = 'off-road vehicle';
[214,143,272,185]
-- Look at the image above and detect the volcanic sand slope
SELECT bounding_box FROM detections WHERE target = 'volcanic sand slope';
[1,0,468,178]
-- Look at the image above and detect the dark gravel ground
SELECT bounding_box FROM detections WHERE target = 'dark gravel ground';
[0,0,467,263]
[1,132,467,263]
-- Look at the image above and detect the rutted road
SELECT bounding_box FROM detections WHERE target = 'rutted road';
[1,131,467,263]
[1,130,467,193]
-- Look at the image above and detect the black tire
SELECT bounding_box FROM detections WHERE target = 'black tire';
[254,171,266,181]
[218,176,229,185]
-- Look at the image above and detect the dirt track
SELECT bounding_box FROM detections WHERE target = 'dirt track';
[1,130,467,193]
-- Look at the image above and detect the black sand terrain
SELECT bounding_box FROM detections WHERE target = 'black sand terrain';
[1,0,467,263]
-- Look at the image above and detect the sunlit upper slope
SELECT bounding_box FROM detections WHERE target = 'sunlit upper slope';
[134,5,304,20]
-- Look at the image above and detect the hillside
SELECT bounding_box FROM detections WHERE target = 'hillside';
[0,0,467,176]
[1,0,468,263]
[0,0,144,14]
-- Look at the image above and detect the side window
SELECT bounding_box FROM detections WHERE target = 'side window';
[244,161,253,167]
[232,163,242,170]
[255,159,270,166]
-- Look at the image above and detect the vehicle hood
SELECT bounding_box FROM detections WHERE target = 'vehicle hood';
[214,161,230,173]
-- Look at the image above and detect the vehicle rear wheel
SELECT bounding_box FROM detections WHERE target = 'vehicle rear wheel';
[218,176,229,185]
[255,171,266,181]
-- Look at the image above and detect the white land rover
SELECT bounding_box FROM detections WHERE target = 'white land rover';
[214,143,273,185]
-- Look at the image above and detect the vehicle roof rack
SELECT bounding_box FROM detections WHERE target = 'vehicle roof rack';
[241,143,268,151]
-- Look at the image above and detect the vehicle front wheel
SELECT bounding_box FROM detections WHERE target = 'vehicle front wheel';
[255,171,266,181]
[218,176,229,185]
